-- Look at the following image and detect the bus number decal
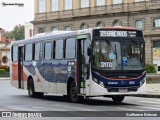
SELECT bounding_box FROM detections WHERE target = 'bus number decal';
[100,62,112,68]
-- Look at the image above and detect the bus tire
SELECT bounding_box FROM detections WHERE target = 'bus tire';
[28,79,36,98]
[112,96,125,103]
[28,79,44,98]
[69,81,83,103]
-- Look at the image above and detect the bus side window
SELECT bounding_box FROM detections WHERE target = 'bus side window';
[12,46,18,62]
[55,40,63,59]
[65,38,76,59]
[24,44,32,61]
[33,43,41,60]
[44,42,52,60]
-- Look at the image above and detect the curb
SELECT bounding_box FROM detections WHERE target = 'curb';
[0,78,10,80]
[132,94,160,98]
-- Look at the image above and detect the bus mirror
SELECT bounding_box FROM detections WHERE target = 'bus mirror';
[87,47,91,56]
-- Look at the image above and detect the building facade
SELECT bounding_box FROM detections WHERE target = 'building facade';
[0,36,13,66]
[25,22,34,39]
[32,0,160,70]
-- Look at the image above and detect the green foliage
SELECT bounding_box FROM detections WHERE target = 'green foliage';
[145,64,157,73]
[0,69,6,74]
[4,67,10,72]
[5,24,24,40]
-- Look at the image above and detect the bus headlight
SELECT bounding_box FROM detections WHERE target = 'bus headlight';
[93,78,104,87]
[93,78,98,83]
[140,78,146,86]
[99,81,105,87]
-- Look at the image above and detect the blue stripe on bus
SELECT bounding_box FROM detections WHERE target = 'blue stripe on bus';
[92,71,146,87]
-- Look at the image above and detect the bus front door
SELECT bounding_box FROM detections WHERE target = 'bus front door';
[77,37,90,95]
[18,46,24,89]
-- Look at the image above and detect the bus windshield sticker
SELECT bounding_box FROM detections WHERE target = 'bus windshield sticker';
[123,57,128,66]
[100,62,112,68]
[108,53,115,60]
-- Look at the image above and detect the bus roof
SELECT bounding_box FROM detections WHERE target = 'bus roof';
[100,26,137,30]
[11,26,140,45]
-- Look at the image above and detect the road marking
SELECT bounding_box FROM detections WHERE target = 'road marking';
[114,107,143,111]
[137,106,160,110]
[50,104,97,111]
[139,101,160,104]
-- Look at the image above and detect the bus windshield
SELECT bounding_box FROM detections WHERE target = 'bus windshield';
[92,39,145,70]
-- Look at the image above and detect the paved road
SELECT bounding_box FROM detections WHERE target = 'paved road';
[0,80,160,120]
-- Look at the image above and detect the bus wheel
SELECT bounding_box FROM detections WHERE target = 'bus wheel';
[112,96,125,103]
[69,81,83,103]
[28,79,36,98]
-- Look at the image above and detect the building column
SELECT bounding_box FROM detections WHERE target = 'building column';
[145,36,152,65]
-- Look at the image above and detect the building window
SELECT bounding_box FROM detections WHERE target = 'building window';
[153,41,160,66]
[113,20,121,26]
[29,29,33,37]
[96,21,105,27]
[39,0,45,13]
[38,28,45,33]
[154,19,160,28]
[25,44,32,61]
[135,0,144,2]
[65,38,76,59]
[96,0,105,6]
[65,0,72,10]
[51,0,59,11]
[81,0,89,8]
[135,20,143,29]
[64,26,72,31]
[80,23,89,30]
[51,27,58,31]
[44,43,52,60]
[153,41,160,48]
[2,56,8,64]
[113,0,122,4]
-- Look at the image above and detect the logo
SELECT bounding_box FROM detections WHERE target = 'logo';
[146,0,160,5]
[2,112,11,117]
[129,81,135,85]
[121,80,125,85]
[1,2,24,7]
[123,57,128,66]
[108,81,118,85]
[108,53,115,60]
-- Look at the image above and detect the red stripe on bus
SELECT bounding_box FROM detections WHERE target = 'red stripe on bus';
[12,63,18,80]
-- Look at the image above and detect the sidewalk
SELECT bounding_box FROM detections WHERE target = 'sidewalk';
[135,84,160,98]
[0,77,10,80]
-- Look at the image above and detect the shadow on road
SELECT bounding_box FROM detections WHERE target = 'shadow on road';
[26,94,138,106]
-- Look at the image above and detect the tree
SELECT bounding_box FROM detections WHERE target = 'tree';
[5,24,24,40]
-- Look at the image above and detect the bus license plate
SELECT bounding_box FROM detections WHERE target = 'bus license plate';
[119,88,128,92]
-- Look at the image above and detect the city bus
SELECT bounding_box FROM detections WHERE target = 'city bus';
[10,26,146,103]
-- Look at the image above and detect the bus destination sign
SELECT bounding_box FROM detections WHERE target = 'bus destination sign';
[93,29,142,38]
[99,30,136,37]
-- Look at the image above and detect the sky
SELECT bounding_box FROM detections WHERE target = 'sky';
[0,0,34,31]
